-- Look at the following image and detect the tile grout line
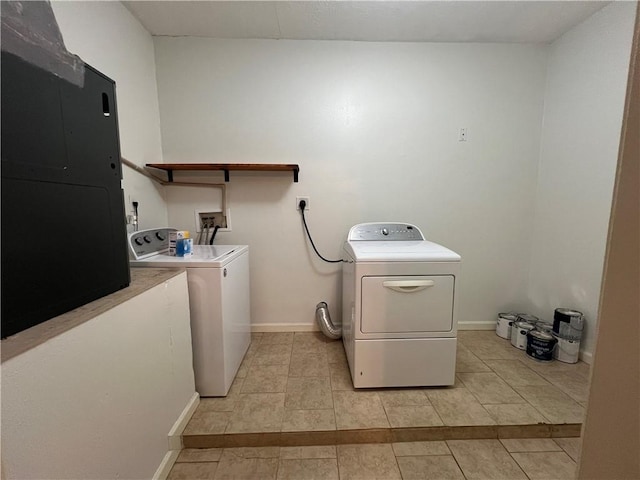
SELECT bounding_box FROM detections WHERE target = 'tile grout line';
[508,451,535,480]
[454,375,497,420]
[390,441,403,478]
[445,441,470,480]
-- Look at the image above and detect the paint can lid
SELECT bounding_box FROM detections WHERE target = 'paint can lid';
[515,321,535,330]
[529,329,555,341]
[554,308,583,322]
[516,314,539,324]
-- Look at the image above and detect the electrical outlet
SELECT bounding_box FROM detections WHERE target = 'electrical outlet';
[194,209,231,232]
[296,196,310,211]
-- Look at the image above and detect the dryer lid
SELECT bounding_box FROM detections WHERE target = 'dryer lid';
[345,240,460,262]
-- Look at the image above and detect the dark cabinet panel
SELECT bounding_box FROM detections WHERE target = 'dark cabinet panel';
[1,52,130,338]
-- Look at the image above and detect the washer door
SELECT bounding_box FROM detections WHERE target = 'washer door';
[360,275,454,333]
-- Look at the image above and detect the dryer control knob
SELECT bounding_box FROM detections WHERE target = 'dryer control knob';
[143,235,152,243]
[134,237,144,246]
[155,232,166,241]
[381,228,389,236]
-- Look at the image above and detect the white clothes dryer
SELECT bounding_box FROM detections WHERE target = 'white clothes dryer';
[129,228,250,397]
[342,223,461,388]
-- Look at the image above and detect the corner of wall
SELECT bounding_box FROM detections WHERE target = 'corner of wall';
[522,2,637,361]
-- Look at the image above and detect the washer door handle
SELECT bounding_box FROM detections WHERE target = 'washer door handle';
[382,280,435,293]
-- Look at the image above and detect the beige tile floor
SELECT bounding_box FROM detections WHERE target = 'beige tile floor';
[183,331,590,438]
[168,437,581,480]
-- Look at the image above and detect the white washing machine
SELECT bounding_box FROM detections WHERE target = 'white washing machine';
[342,223,461,388]
[129,228,250,397]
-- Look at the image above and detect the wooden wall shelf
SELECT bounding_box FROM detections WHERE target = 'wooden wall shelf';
[145,163,300,182]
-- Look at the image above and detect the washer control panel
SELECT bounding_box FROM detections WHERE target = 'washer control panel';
[348,223,424,241]
[128,228,176,259]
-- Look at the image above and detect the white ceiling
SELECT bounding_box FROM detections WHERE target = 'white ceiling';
[123,1,610,44]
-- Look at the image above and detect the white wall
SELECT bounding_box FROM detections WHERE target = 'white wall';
[526,2,636,360]
[1,273,196,479]
[51,0,168,230]
[154,38,549,329]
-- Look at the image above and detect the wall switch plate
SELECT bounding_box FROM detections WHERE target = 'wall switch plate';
[296,196,310,211]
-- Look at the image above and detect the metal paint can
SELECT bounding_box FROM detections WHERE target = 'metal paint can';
[511,321,535,350]
[553,308,584,340]
[496,313,517,339]
[553,333,580,364]
[526,329,557,361]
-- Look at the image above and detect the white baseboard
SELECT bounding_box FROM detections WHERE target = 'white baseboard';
[153,449,180,480]
[457,321,496,331]
[167,392,200,450]
[579,350,593,365]
[154,392,200,479]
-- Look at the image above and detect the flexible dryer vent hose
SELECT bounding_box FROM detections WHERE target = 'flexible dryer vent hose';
[316,302,342,340]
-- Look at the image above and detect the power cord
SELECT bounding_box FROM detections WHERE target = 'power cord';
[299,199,343,263]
